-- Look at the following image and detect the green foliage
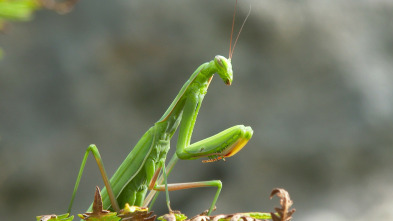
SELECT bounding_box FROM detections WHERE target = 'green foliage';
[36,213,74,221]
[158,213,187,221]
[245,213,273,220]
[78,212,120,221]
[0,0,40,25]
[0,0,77,59]
[0,0,41,59]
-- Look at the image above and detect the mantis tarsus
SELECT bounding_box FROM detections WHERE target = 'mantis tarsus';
[67,1,252,218]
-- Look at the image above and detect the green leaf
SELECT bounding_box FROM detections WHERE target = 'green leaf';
[78,212,120,221]
[158,213,187,221]
[0,0,40,21]
[36,213,74,221]
[244,212,273,220]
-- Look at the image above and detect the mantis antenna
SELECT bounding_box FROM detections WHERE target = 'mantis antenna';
[229,0,251,60]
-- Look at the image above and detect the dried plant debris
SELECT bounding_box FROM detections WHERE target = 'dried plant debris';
[78,186,156,221]
[269,188,295,221]
[159,188,294,221]
[37,187,294,221]
[78,186,120,221]
[159,210,272,221]
[36,213,74,221]
[118,204,157,221]
[188,212,272,221]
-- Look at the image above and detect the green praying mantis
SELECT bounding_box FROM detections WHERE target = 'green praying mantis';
[65,2,252,219]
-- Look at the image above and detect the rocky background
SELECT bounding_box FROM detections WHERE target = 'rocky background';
[1,0,393,220]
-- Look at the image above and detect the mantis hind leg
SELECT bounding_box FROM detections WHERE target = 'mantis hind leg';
[67,144,119,214]
[152,179,222,216]
[144,157,221,216]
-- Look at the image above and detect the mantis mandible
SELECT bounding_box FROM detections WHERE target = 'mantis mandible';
[67,1,251,217]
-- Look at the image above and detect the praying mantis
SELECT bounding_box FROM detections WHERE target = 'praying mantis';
[65,1,252,219]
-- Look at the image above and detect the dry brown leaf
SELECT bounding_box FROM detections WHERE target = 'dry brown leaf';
[269,188,295,221]
[78,186,119,220]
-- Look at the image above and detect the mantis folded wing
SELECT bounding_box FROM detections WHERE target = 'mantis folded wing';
[67,55,253,216]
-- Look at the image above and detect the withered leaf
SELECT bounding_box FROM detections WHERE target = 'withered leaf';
[78,186,119,221]
[269,188,295,221]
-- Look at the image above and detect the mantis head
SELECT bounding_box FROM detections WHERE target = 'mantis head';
[213,0,250,87]
[214,55,233,86]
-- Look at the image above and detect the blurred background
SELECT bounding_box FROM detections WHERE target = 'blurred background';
[1,0,393,220]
